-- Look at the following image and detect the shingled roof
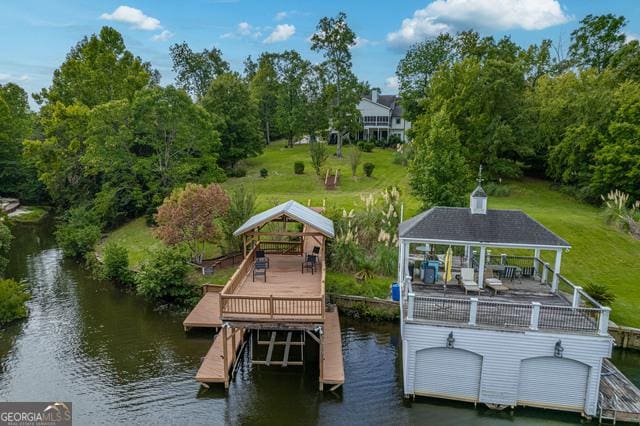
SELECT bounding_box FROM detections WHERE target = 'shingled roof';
[399,207,570,248]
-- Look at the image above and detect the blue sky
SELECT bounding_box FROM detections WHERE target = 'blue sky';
[1,0,639,107]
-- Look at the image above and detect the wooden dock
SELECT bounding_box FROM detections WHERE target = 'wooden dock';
[320,309,345,391]
[599,358,640,423]
[183,285,223,331]
[195,327,245,387]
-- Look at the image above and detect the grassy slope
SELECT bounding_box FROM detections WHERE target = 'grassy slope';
[101,140,640,326]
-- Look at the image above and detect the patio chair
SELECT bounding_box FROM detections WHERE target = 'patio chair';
[484,269,509,295]
[502,266,520,282]
[253,259,267,282]
[302,254,317,275]
[256,249,269,268]
[460,268,480,295]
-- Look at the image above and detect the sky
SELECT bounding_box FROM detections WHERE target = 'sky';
[1,0,639,108]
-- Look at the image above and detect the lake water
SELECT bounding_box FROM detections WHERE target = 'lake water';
[2,219,638,425]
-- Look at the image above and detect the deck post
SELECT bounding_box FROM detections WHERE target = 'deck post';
[222,325,229,388]
[269,295,274,319]
[478,246,486,289]
[319,330,324,391]
[407,293,415,320]
[468,298,478,326]
[542,262,549,285]
[533,248,541,277]
[572,286,582,308]
[551,248,562,293]
[599,307,611,336]
[530,302,541,330]
[397,240,405,284]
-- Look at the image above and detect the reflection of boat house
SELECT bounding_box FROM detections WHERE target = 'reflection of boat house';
[396,182,629,418]
[184,201,344,391]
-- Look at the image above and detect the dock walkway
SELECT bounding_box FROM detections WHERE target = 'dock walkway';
[599,358,640,423]
[183,286,222,331]
[321,309,345,390]
[195,328,245,386]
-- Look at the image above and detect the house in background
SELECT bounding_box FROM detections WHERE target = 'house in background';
[356,89,411,143]
[396,178,624,419]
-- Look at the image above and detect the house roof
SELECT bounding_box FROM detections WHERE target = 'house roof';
[233,200,335,238]
[399,207,570,248]
[363,93,404,118]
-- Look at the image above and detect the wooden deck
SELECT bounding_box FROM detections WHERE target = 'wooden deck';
[320,309,345,390]
[221,254,325,323]
[599,359,640,423]
[183,286,223,330]
[195,328,245,386]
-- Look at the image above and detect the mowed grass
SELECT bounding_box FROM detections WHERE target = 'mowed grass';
[101,141,640,326]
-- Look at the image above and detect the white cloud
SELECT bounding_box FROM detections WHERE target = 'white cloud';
[352,37,380,49]
[387,0,570,47]
[626,33,639,43]
[275,11,289,21]
[221,22,263,39]
[386,76,400,90]
[264,24,295,43]
[0,73,30,82]
[100,5,162,31]
[152,30,174,42]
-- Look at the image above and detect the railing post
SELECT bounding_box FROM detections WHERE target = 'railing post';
[533,248,541,277]
[530,302,541,330]
[542,262,549,285]
[469,298,478,326]
[269,295,274,319]
[407,293,415,320]
[572,286,582,308]
[599,307,611,336]
[500,254,507,265]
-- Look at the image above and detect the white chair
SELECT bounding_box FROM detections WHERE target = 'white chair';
[460,268,480,295]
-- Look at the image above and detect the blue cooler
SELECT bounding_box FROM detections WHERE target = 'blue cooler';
[391,282,400,301]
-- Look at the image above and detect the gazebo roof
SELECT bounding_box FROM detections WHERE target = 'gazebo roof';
[233,200,335,238]
[399,207,570,248]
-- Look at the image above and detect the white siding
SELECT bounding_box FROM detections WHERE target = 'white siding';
[414,347,482,401]
[357,99,390,118]
[518,357,589,411]
[403,322,612,416]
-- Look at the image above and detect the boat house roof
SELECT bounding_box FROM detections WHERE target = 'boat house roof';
[233,200,335,238]
[399,207,570,249]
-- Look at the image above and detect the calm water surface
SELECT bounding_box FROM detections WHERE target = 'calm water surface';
[1,220,638,425]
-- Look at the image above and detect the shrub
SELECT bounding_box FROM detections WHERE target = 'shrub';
[347,148,361,177]
[0,279,31,325]
[0,220,12,277]
[374,245,398,276]
[135,247,193,303]
[294,161,305,175]
[485,182,511,197]
[388,134,402,147]
[260,168,268,178]
[102,242,132,285]
[55,208,102,259]
[392,143,414,166]
[357,141,374,152]
[583,282,616,306]
[363,162,375,177]
[309,141,329,175]
[226,167,247,178]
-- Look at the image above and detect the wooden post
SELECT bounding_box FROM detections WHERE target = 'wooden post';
[242,235,247,258]
[407,293,415,320]
[269,295,274,319]
[572,286,582,308]
[533,248,541,277]
[222,325,229,388]
[318,330,324,391]
[530,302,541,331]
[469,298,478,326]
[599,307,611,336]
[397,241,405,284]
[542,262,549,285]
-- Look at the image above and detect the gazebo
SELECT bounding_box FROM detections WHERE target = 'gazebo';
[397,182,570,292]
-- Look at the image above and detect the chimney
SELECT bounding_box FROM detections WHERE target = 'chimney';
[372,89,379,103]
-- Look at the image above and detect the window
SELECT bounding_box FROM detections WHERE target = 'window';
[396,118,401,124]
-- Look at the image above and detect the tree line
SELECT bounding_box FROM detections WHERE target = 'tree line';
[0,13,367,232]
[402,14,640,207]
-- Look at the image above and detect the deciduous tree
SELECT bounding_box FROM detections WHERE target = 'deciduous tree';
[170,42,230,101]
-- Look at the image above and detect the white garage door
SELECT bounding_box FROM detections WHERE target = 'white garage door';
[518,357,589,411]
[414,348,482,402]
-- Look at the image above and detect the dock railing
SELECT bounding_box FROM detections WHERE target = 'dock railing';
[219,242,325,321]
[405,295,609,335]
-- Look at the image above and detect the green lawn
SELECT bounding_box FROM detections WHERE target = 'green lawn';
[100,141,640,327]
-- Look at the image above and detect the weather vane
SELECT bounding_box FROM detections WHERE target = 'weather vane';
[477,165,484,186]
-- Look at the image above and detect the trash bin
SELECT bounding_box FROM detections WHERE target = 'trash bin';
[391,282,400,301]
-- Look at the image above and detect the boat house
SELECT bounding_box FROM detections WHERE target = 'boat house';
[184,200,344,391]
[397,182,615,417]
